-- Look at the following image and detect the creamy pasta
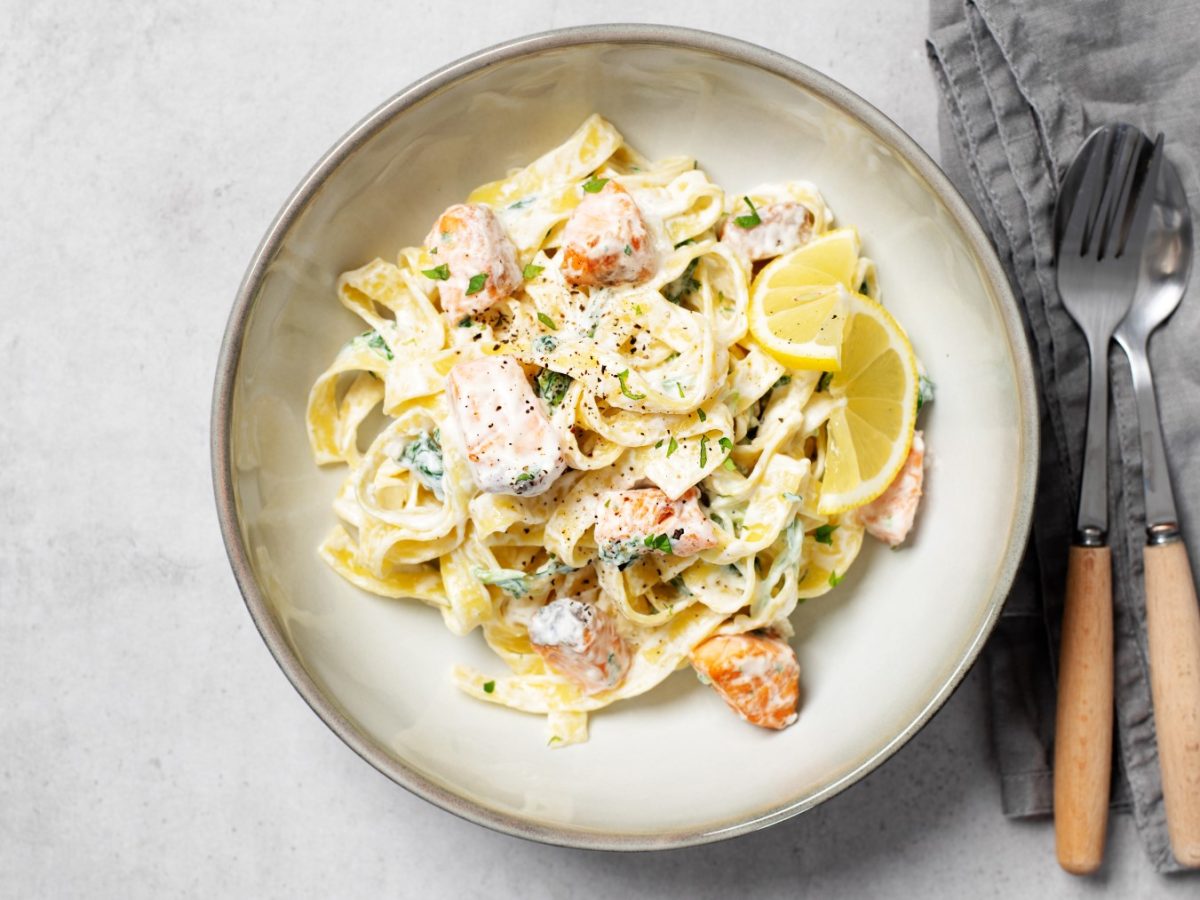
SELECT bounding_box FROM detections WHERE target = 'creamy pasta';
[306,115,927,746]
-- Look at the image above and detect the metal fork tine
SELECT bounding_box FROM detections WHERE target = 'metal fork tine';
[1094,127,1139,259]
[1120,134,1165,260]
[1101,129,1145,259]
[1063,130,1112,256]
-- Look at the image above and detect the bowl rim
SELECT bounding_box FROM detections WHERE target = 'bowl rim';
[211,22,1038,851]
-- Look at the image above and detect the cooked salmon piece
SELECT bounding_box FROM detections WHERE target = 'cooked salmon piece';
[719,200,814,262]
[848,430,925,547]
[425,203,522,319]
[447,355,566,496]
[594,486,719,566]
[690,632,800,730]
[560,181,657,287]
[528,597,631,694]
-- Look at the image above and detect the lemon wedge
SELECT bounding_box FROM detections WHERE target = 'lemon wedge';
[816,292,918,515]
[748,229,863,370]
[782,228,861,287]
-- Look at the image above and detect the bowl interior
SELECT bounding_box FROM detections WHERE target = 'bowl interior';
[223,35,1032,844]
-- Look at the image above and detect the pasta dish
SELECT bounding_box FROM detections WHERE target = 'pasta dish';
[306,115,932,746]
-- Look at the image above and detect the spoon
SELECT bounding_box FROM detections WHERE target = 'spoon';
[1114,146,1200,867]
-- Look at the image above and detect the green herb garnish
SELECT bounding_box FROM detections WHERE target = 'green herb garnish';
[699,434,709,467]
[465,273,488,295]
[483,680,496,694]
[537,311,557,330]
[718,437,734,453]
[536,369,572,407]
[623,244,633,256]
[917,373,936,412]
[515,471,536,483]
[643,533,672,553]
[814,524,838,545]
[422,263,450,280]
[457,316,473,328]
[617,369,646,400]
[673,237,696,248]
[817,371,834,392]
[663,257,699,304]
[666,435,679,457]
[697,408,707,422]
[582,176,609,193]
[523,263,544,280]
[733,196,761,229]
[829,570,845,587]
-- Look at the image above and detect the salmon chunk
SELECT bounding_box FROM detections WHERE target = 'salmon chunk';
[594,487,719,567]
[528,598,631,694]
[849,430,925,547]
[719,200,814,262]
[561,181,657,287]
[690,632,800,730]
[447,355,566,496]
[425,203,522,319]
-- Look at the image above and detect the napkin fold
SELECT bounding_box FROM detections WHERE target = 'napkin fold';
[927,0,1200,873]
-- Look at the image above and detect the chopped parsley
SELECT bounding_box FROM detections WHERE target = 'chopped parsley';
[918,373,936,412]
[773,375,792,389]
[814,524,838,545]
[536,369,572,407]
[733,196,762,229]
[483,680,496,694]
[397,431,444,499]
[474,557,575,597]
[582,175,609,193]
[699,434,709,467]
[674,237,696,248]
[718,437,734,453]
[523,262,544,280]
[457,316,473,328]
[536,311,557,330]
[422,263,450,280]
[623,244,633,256]
[465,273,488,295]
[515,471,536,483]
[666,435,679,457]
[719,437,736,472]
[617,369,646,401]
[697,408,707,422]
[829,570,845,587]
[508,197,535,210]
[533,335,557,354]
[643,533,673,554]
[723,458,738,471]
[817,371,834,392]
[354,330,394,361]
[663,257,700,304]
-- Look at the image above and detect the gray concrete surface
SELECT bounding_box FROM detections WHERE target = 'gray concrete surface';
[1,1,1193,896]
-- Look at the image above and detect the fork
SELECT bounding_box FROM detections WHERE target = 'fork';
[1052,125,1161,875]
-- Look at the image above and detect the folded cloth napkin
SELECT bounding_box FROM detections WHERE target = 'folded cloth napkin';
[927,0,1200,874]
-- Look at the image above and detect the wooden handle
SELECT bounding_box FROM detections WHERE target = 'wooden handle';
[1055,544,1113,874]
[1145,540,1200,867]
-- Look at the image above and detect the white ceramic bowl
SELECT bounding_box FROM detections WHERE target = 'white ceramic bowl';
[213,25,1037,849]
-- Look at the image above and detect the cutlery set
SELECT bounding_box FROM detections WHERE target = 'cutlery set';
[1053,125,1200,873]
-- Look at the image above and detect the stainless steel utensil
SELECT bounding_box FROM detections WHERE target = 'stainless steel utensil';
[1052,124,1161,875]
[1114,147,1200,867]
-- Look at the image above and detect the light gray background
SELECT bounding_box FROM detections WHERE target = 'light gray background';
[0,1,1193,896]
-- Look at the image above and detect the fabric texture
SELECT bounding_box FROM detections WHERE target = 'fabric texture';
[927,0,1200,874]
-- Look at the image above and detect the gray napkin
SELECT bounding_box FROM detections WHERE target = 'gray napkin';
[927,0,1200,874]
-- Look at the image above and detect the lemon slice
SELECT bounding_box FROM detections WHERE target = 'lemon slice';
[748,229,864,370]
[816,292,918,515]
[750,273,848,371]
[786,228,861,287]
